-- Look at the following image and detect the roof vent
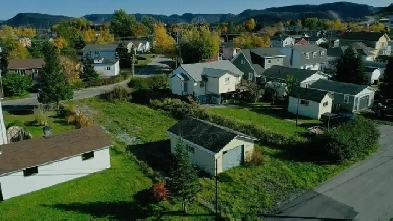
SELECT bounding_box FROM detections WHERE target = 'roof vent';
[43,126,52,138]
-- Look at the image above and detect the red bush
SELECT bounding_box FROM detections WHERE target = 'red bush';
[149,183,169,202]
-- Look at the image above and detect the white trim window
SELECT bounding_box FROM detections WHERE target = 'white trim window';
[106,67,111,70]
[183,82,188,92]
[344,94,350,103]
[225,77,230,85]
[320,51,325,57]
[300,99,309,106]
[313,52,317,58]
[305,53,310,59]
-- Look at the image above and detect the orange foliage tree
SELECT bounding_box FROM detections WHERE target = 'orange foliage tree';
[59,56,81,84]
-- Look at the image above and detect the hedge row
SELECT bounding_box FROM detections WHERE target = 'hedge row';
[72,72,132,90]
[149,98,306,148]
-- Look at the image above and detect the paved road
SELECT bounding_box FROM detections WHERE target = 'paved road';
[134,55,174,78]
[2,80,129,106]
[266,125,393,221]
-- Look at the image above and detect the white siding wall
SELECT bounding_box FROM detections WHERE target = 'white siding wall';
[169,75,183,95]
[168,68,195,95]
[205,73,238,95]
[0,148,111,200]
[94,62,120,77]
[216,137,254,174]
[168,134,216,175]
[292,50,302,69]
[288,96,329,119]
[368,69,382,83]
[0,100,7,145]
[357,87,375,109]
[318,95,333,119]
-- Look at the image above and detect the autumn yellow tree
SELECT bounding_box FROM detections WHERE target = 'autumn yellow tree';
[153,24,177,58]
[245,18,256,32]
[14,27,36,38]
[132,23,147,37]
[264,26,278,36]
[333,19,343,30]
[0,25,16,38]
[96,27,115,44]
[8,42,30,59]
[59,56,81,84]
[369,23,385,32]
[52,36,68,52]
[83,28,97,44]
[233,33,271,49]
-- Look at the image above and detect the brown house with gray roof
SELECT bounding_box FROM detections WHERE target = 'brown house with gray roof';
[8,59,45,80]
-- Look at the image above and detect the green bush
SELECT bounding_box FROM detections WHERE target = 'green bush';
[128,77,150,90]
[104,85,131,102]
[149,98,305,147]
[128,75,168,91]
[7,120,25,129]
[319,116,380,161]
[2,72,32,97]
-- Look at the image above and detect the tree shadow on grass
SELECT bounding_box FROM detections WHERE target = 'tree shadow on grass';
[44,189,156,219]
[126,139,173,175]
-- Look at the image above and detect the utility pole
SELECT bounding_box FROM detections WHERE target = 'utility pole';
[215,158,219,220]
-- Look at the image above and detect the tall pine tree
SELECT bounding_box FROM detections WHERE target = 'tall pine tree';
[167,138,200,214]
[382,57,393,98]
[38,42,73,109]
[81,54,99,81]
[335,46,367,85]
[0,51,9,75]
[115,43,132,69]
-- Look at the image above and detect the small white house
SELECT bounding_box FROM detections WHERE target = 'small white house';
[168,60,244,104]
[93,58,120,77]
[0,126,112,201]
[288,87,333,120]
[270,36,295,48]
[167,117,258,175]
[364,67,383,85]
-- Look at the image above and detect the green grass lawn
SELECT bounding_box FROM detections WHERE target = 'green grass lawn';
[0,105,212,220]
[3,111,75,137]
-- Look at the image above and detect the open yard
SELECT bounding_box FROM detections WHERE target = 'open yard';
[0,104,211,220]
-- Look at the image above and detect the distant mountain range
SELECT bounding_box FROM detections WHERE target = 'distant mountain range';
[0,1,388,29]
[373,3,393,17]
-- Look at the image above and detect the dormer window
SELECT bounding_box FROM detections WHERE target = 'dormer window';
[305,53,310,59]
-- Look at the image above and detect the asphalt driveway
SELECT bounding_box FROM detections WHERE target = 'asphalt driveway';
[134,55,174,78]
[265,125,393,220]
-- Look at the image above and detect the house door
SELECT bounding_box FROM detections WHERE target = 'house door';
[0,182,4,201]
[358,95,369,110]
[222,145,244,172]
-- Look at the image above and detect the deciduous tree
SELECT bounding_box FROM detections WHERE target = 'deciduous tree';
[8,42,29,59]
[110,9,137,37]
[233,33,270,49]
[2,71,32,97]
[83,28,97,44]
[38,42,73,109]
[52,36,68,52]
[28,42,44,58]
[132,23,148,37]
[153,24,177,58]
[245,18,256,32]
[166,138,200,214]
[14,27,36,38]
[0,25,15,38]
[59,56,81,84]
[96,27,115,44]
[141,16,156,34]
[304,18,318,30]
[179,27,220,63]
[334,46,367,85]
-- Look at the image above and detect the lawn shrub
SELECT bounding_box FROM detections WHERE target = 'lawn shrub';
[245,149,264,166]
[33,108,48,126]
[149,183,169,202]
[128,75,168,91]
[102,85,131,102]
[149,98,305,147]
[128,77,150,90]
[319,116,380,161]
[2,72,32,97]
[72,73,130,90]
[63,106,95,129]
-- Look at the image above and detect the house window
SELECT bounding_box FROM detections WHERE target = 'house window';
[200,81,205,87]
[320,51,325,56]
[186,145,195,154]
[225,77,230,85]
[183,82,188,92]
[344,95,350,103]
[313,52,317,58]
[323,101,329,106]
[23,166,38,177]
[300,99,309,105]
[82,151,95,161]
[305,53,310,59]
[267,59,271,64]
[106,67,111,70]
[241,59,245,64]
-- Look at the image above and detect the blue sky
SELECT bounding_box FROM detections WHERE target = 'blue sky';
[0,0,391,19]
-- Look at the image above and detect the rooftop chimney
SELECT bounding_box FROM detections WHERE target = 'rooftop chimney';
[43,126,52,138]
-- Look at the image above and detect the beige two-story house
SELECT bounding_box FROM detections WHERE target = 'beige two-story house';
[339,32,391,55]
[168,60,244,104]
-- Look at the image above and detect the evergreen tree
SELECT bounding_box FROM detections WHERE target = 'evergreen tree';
[0,51,9,75]
[167,138,200,213]
[382,57,393,98]
[38,42,73,109]
[334,46,367,85]
[116,43,132,68]
[81,54,99,81]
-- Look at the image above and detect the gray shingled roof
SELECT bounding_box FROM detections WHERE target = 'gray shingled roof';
[290,86,331,102]
[250,48,286,58]
[291,45,328,65]
[82,44,118,52]
[181,60,243,82]
[95,58,118,65]
[167,117,258,153]
[309,79,369,95]
[263,65,319,82]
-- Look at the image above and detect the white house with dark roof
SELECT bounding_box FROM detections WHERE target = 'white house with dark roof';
[167,117,258,175]
[0,126,111,201]
[270,36,295,48]
[281,45,328,70]
[93,57,120,77]
[168,60,244,104]
[288,87,333,119]
[264,65,329,100]
[309,79,375,113]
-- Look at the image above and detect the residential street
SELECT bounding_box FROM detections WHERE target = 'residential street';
[265,125,393,220]
[2,56,174,107]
